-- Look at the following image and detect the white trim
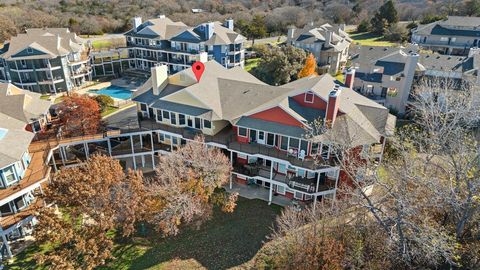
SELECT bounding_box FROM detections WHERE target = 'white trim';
[304,91,314,103]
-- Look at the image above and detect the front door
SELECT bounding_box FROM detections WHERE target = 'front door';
[257,131,265,144]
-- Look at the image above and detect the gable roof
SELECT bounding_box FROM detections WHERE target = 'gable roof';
[413,16,480,37]
[290,23,352,52]
[135,61,394,147]
[126,17,244,45]
[0,83,52,168]
[0,28,85,60]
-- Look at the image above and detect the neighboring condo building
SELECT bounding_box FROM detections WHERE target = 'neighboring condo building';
[349,45,420,115]
[287,23,352,74]
[0,83,52,258]
[91,16,245,76]
[411,16,480,55]
[0,28,92,94]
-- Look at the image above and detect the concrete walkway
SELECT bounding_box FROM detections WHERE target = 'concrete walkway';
[226,182,293,207]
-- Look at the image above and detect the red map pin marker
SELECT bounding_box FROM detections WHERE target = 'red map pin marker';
[192,61,205,82]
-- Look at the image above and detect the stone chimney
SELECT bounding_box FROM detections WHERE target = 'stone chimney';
[325,85,341,128]
[325,30,332,48]
[344,68,355,89]
[132,17,142,33]
[287,26,296,44]
[151,64,168,96]
[224,18,234,30]
[339,24,346,32]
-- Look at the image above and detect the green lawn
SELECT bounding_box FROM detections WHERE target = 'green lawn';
[101,106,119,117]
[6,197,282,270]
[245,58,261,72]
[348,31,398,47]
[92,40,114,50]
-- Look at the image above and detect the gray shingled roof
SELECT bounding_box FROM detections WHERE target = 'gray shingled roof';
[137,61,394,147]
[0,28,85,60]
[413,16,480,37]
[236,116,307,138]
[0,83,51,168]
[126,17,244,45]
[290,23,352,52]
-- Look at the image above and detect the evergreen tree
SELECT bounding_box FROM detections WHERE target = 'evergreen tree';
[370,0,399,34]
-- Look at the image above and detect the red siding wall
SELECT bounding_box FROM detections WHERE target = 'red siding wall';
[249,106,303,127]
[292,93,328,110]
[234,126,250,143]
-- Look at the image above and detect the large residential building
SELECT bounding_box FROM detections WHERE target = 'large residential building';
[350,45,420,115]
[91,16,245,77]
[411,16,480,55]
[287,23,352,74]
[125,61,394,205]
[0,83,52,258]
[0,28,92,94]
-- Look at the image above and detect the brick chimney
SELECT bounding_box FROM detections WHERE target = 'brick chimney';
[151,64,168,95]
[344,68,355,89]
[325,85,341,128]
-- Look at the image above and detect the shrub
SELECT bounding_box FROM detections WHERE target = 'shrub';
[94,94,114,112]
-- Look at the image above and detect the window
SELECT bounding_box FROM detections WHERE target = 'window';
[187,117,193,127]
[238,127,247,137]
[204,120,212,129]
[14,197,26,210]
[266,133,275,146]
[3,166,17,185]
[276,185,286,195]
[194,118,202,129]
[280,136,288,151]
[140,103,147,112]
[159,133,165,142]
[311,143,319,155]
[27,48,33,54]
[294,191,303,200]
[20,60,26,67]
[304,91,314,103]
[289,138,299,150]
[156,110,162,122]
[300,140,308,154]
[162,110,170,120]
[170,112,177,125]
[179,114,186,125]
[277,163,287,174]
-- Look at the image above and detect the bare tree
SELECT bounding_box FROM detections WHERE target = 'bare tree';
[145,136,237,236]
[267,78,480,268]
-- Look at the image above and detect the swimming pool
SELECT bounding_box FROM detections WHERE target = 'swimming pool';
[89,85,133,100]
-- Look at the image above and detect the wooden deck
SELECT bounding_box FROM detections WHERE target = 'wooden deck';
[0,199,43,231]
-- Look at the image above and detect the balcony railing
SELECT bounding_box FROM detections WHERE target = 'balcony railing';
[232,163,335,193]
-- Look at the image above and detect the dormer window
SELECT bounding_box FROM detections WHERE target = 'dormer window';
[27,48,33,54]
[304,91,314,103]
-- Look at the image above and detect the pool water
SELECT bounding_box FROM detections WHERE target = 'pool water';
[89,85,133,100]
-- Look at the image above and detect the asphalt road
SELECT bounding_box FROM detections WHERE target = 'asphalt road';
[105,106,139,130]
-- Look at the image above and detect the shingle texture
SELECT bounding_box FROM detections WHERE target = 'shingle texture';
[135,61,394,147]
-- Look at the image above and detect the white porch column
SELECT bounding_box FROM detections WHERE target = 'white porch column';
[60,147,66,166]
[1,233,12,258]
[268,183,273,205]
[51,154,58,172]
[150,131,155,152]
[130,135,135,154]
[229,152,234,185]
[333,168,340,201]
[141,155,145,167]
[314,172,321,210]
[107,138,112,156]
[84,142,89,160]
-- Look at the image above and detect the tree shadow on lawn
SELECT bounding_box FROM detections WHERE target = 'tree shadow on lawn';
[351,32,389,41]
[116,198,282,270]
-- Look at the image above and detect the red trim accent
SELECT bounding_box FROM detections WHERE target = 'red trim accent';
[249,106,303,127]
[292,93,327,110]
